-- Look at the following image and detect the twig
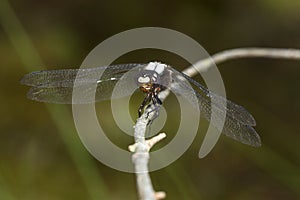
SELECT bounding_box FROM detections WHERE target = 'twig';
[130,108,167,200]
[131,47,300,200]
[183,47,300,76]
[129,133,166,152]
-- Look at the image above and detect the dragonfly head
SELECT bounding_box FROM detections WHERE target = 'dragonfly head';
[135,62,169,94]
[136,69,160,87]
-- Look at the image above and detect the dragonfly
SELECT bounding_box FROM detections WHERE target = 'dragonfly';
[20,62,261,147]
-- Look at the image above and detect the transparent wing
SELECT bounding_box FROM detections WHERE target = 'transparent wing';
[180,72,256,126]
[21,63,145,103]
[198,94,261,147]
[26,80,121,104]
[168,67,261,147]
[20,63,142,87]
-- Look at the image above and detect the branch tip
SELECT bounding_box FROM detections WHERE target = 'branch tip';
[146,133,167,149]
[155,191,166,200]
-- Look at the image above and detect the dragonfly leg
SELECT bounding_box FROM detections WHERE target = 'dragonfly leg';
[152,93,162,105]
[138,92,152,117]
[143,92,162,125]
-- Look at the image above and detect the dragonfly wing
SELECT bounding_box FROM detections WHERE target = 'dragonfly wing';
[26,79,121,104]
[179,72,256,126]
[167,70,200,111]
[200,97,261,147]
[20,68,79,87]
[22,64,146,104]
[20,63,143,87]
[167,66,261,147]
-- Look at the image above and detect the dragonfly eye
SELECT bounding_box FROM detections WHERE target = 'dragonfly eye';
[137,76,151,84]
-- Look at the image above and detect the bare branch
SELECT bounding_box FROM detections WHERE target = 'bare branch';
[132,116,155,200]
[155,191,167,200]
[146,133,166,149]
[131,108,167,200]
[129,133,166,152]
[131,47,300,200]
[183,47,300,77]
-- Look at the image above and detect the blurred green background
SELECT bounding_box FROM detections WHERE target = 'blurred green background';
[1,0,300,199]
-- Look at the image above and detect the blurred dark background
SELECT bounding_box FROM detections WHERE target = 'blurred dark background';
[1,0,300,199]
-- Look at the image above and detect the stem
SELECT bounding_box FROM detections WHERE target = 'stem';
[131,47,300,200]
[183,47,300,76]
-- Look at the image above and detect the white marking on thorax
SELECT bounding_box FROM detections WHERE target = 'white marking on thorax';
[145,62,156,70]
[154,63,166,74]
[145,62,166,74]
[151,76,157,82]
